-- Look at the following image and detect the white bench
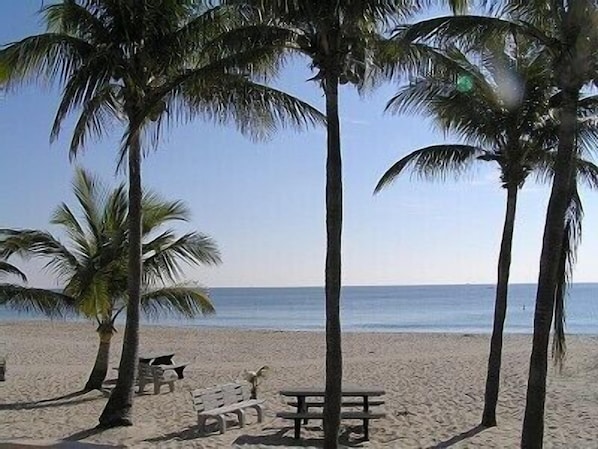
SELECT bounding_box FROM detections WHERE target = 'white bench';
[138,363,185,395]
[191,382,265,434]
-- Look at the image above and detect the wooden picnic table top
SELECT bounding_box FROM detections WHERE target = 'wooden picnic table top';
[279,386,385,397]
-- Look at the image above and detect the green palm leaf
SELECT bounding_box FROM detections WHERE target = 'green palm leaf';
[0,285,74,317]
[141,286,215,319]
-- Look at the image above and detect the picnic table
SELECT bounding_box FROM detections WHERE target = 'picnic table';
[278,386,386,440]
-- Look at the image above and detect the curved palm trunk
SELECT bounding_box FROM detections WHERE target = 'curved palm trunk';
[99,133,142,428]
[84,320,115,391]
[481,185,518,427]
[323,74,343,449]
[521,87,579,448]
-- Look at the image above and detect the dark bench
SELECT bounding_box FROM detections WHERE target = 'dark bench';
[276,410,386,440]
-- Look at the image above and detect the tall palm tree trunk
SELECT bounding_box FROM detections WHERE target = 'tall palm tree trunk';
[521,87,579,448]
[482,185,518,427]
[84,321,115,391]
[323,73,343,449]
[99,133,143,428]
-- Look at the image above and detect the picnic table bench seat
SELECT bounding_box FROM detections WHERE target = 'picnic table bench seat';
[138,362,188,395]
[191,382,264,435]
[276,410,386,440]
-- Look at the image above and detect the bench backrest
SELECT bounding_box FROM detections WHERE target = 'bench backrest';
[191,382,251,412]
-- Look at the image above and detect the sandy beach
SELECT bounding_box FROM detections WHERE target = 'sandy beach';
[0,321,597,448]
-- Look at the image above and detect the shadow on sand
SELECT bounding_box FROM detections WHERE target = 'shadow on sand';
[0,389,108,411]
[62,427,106,442]
[146,423,367,447]
[427,425,487,448]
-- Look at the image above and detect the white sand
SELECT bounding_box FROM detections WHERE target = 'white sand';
[0,321,596,448]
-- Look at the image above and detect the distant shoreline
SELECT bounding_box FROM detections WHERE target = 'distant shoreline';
[2,319,598,337]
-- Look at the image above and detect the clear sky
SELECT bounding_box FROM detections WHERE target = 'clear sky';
[1,1,597,289]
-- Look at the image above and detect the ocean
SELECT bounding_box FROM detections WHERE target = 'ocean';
[1,283,597,334]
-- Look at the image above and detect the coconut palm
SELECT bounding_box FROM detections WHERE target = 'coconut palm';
[218,1,468,446]
[391,3,598,444]
[375,43,598,429]
[0,0,321,427]
[0,168,220,391]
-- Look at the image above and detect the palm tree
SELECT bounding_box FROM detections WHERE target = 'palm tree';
[0,168,220,391]
[217,2,468,445]
[0,0,321,427]
[391,3,598,444]
[375,43,598,429]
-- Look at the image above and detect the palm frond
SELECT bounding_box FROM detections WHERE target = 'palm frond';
[0,261,27,283]
[143,232,221,285]
[375,144,484,193]
[0,33,93,87]
[0,229,80,280]
[552,184,583,371]
[0,284,75,317]
[141,286,215,319]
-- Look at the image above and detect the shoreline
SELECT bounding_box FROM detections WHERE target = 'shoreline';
[3,318,598,337]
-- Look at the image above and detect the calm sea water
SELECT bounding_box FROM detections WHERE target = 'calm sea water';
[1,284,597,334]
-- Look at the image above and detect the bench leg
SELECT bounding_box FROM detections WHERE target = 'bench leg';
[234,409,246,428]
[153,382,160,395]
[168,381,175,393]
[253,404,264,423]
[294,418,301,439]
[363,419,369,441]
[216,414,227,434]
[197,416,207,435]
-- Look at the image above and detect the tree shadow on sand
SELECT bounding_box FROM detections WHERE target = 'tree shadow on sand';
[62,426,106,442]
[145,423,366,447]
[427,425,487,448]
[0,389,108,411]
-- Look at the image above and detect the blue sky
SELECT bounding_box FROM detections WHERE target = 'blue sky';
[1,2,597,288]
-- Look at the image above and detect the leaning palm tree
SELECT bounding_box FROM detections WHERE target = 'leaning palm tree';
[375,43,598,428]
[0,0,321,427]
[217,2,467,445]
[0,168,220,391]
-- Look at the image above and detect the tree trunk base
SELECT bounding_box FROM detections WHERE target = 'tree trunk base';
[97,412,133,429]
[83,379,104,392]
[481,415,497,428]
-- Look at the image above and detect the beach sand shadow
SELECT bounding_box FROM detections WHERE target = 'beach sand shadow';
[427,425,486,448]
[63,427,106,442]
[0,390,106,411]
[233,425,366,447]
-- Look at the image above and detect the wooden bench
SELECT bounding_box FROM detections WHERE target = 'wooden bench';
[276,410,386,440]
[138,363,187,395]
[191,382,265,435]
